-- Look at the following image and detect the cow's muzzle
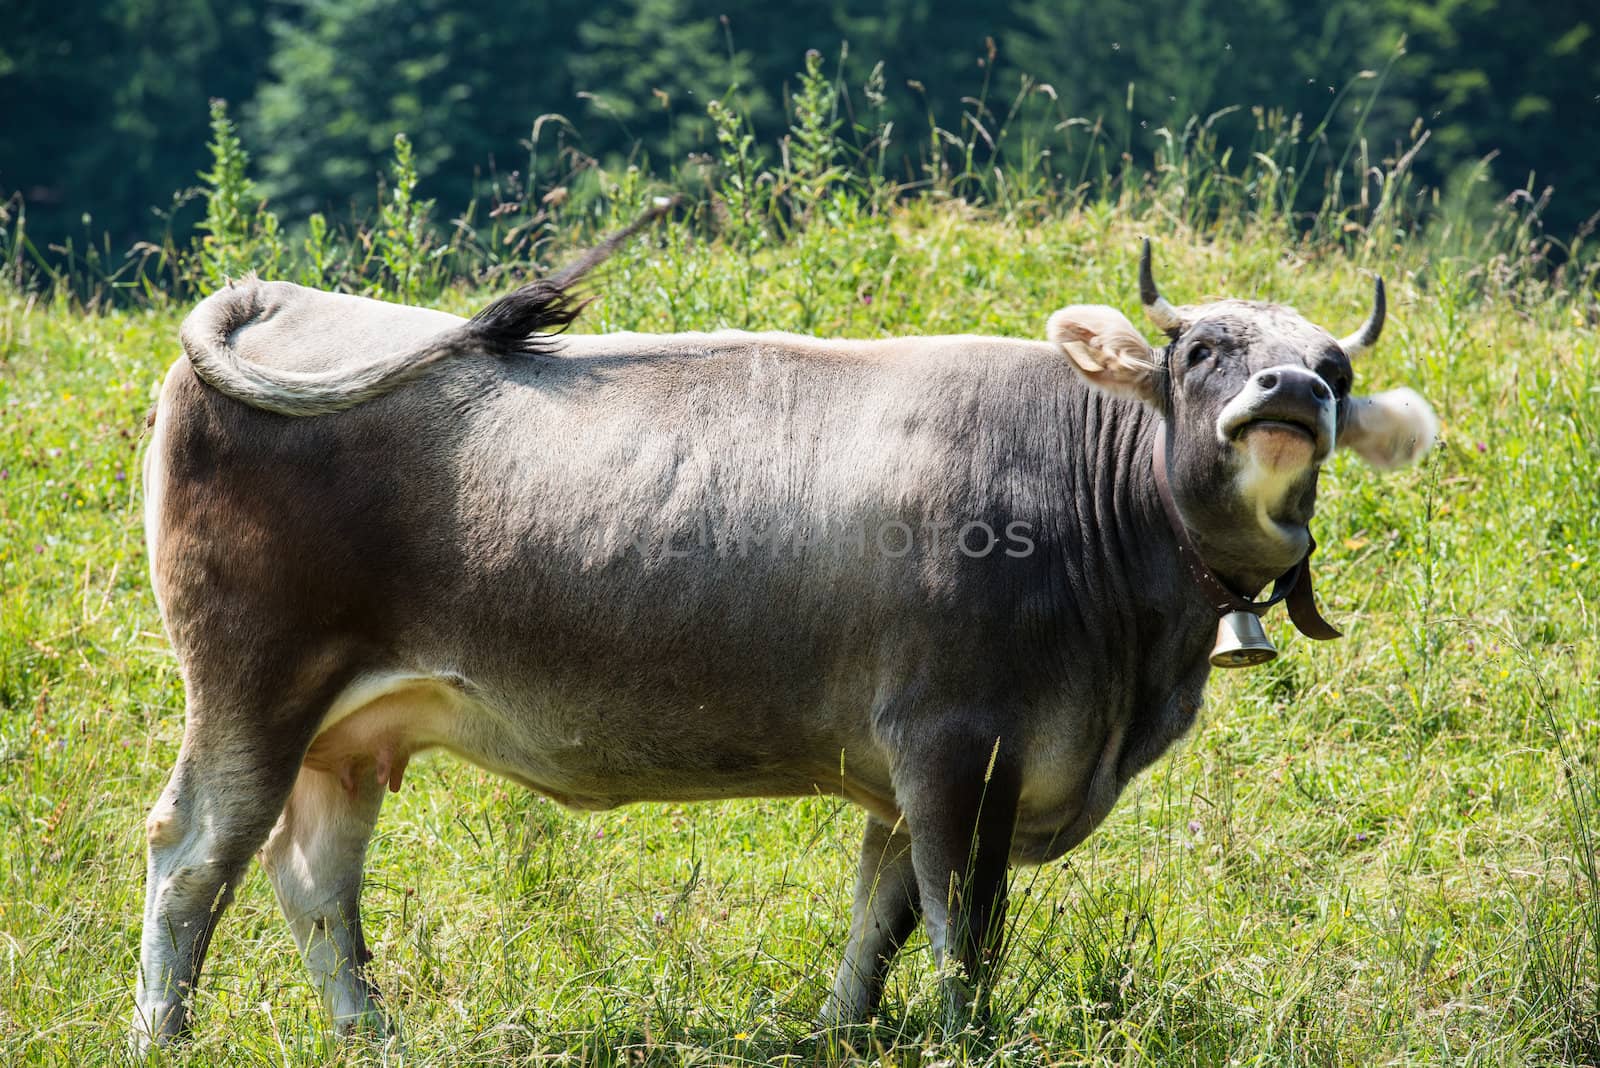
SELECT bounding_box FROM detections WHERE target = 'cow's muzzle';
[1216,366,1335,460]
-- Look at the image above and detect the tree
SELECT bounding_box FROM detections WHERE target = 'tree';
[249,0,587,220]
[0,0,271,256]
[1376,0,1600,238]
[1004,0,1389,180]
[567,0,771,169]
[3,0,1596,267]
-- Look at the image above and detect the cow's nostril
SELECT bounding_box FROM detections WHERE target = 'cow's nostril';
[1310,378,1330,401]
[1256,372,1279,391]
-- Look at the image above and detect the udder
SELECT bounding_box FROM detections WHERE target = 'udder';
[303,676,466,799]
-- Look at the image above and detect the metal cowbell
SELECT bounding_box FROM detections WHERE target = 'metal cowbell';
[1210,610,1277,668]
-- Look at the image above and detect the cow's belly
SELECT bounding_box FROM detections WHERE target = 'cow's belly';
[304,670,901,821]
[303,662,1203,867]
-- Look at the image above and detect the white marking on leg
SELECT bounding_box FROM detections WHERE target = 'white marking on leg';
[133,759,272,1051]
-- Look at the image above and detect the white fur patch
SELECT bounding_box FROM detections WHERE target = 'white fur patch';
[1215,364,1336,537]
[1340,388,1439,470]
[1233,442,1311,538]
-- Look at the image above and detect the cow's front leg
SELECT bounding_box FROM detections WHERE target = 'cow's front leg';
[820,815,921,1027]
[895,728,1021,1033]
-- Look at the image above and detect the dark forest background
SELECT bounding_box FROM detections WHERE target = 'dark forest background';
[3,0,1597,260]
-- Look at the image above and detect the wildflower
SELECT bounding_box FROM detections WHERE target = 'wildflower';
[1475,442,1487,454]
[653,910,666,926]
[1355,832,1368,843]
[1187,820,1202,835]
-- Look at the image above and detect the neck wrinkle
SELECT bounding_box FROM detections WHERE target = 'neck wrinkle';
[1053,387,1206,639]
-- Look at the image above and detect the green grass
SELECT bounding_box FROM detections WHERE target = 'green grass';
[2,201,1598,1066]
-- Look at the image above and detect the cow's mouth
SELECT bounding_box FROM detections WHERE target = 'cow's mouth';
[1226,413,1324,472]
[1231,417,1316,444]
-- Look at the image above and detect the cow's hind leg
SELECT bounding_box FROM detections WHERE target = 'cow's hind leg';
[259,763,390,1037]
[133,716,309,1050]
[820,815,921,1027]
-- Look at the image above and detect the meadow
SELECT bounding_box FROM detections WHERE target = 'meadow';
[2,93,1600,1064]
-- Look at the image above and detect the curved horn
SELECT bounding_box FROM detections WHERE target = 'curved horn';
[1139,238,1184,338]
[1338,275,1386,358]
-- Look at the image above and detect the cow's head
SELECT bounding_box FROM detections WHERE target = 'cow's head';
[1047,241,1437,590]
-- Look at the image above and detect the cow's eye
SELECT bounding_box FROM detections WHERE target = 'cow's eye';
[1314,358,1351,397]
[1188,344,1212,365]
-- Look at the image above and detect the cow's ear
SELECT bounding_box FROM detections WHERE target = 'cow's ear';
[1047,305,1161,407]
[1338,387,1438,470]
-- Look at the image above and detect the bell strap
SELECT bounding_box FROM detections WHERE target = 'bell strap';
[1285,543,1340,640]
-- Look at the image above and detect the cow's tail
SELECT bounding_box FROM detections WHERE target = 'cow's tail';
[178,197,677,418]
[177,277,583,417]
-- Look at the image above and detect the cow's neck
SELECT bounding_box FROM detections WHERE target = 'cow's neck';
[1189,522,1311,599]
[1051,392,1211,647]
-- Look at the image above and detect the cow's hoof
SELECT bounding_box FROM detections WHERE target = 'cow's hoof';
[128,1002,189,1057]
[938,976,994,1038]
[334,1007,403,1060]
[815,994,868,1033]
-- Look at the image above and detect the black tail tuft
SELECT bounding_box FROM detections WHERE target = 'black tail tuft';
[467,279,589,357]
[464,197,678,357]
